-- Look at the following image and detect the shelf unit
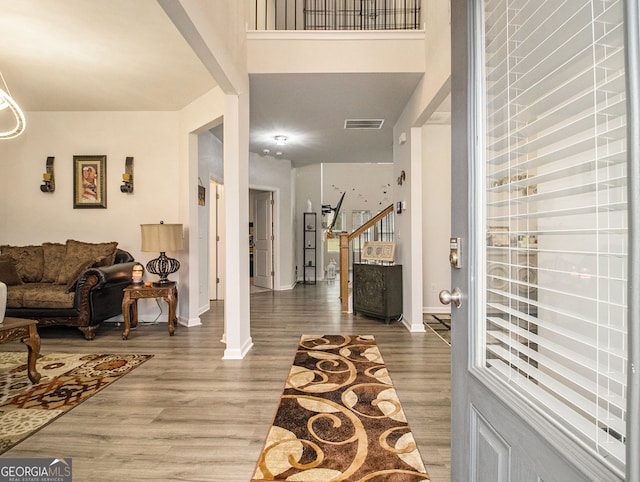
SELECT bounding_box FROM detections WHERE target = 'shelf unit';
[303,212,316,285]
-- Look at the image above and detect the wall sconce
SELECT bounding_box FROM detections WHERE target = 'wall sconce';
[40,156,55,193]
[120,156,134,193]
[397,170,406,186]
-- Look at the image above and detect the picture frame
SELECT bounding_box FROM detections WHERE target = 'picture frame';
[73,155,106,209]
[361,241,396,263]
[198,177,206,206]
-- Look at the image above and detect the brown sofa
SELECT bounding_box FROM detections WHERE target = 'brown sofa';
[0,240,135,340]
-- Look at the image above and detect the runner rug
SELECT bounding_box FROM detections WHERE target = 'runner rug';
[0,352,153,454]
[252,335,429,481]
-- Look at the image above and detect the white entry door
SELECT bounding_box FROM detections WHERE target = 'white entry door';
[449,0,636,480]
[253,191,274,289]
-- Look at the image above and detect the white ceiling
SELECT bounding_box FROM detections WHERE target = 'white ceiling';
[249,72,423,166]
[0,0,215,111]
[1,0,441,167]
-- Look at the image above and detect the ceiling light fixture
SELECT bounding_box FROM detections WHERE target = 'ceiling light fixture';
[0,72,26,140]
[274,135,287,145]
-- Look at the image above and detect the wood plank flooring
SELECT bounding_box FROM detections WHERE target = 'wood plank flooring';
[2,282,451,481]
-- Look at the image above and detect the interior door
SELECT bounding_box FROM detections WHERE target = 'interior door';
[449,0,632,480]
[253,190,273,289]
[209,181,225,300]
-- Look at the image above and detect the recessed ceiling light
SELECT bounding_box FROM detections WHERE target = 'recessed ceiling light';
[274,135,287,145]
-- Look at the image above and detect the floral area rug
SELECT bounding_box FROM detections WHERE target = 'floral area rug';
[252,335,429,481]
[0,352,152,454]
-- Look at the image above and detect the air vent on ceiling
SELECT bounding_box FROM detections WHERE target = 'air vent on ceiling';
[344,119,384,129]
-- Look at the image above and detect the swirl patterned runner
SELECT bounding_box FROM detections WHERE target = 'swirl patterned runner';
[252,335,429,481]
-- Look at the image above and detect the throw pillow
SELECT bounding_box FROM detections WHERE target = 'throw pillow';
[64,259,98,293]
[42,242,67,283]
[56,240,118,285]
[0,254,24,286]
[0,245,44,282]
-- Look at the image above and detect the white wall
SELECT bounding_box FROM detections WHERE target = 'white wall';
[294,163,322,282]
[322,163,394,231]
[292,163,394,281]
[0,110,181,322]
[392,0,451,331]
[322,162,394,270]
[200,130,224,183]
[422,123,451,313]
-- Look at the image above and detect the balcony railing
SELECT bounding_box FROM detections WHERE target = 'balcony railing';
[251,0,422,31]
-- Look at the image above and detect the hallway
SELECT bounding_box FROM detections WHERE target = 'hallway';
[4,282,451,481]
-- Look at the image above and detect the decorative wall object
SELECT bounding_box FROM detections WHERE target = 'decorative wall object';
[361,241,396,263]
[40,156,55,193]
[120,156,134,193]
[198,178,206,206]
[73,155,106,209]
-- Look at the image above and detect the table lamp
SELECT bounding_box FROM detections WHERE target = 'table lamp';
[140,221,183,285]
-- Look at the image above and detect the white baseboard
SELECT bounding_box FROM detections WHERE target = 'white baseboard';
[178,316,202,327]
[199,302,210,315]
[423,306,451,314]
[223,337,254,359]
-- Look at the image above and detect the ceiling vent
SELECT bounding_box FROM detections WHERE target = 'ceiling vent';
[344,119,384,129]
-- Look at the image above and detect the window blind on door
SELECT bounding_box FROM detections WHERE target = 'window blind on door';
[481,0,627,475]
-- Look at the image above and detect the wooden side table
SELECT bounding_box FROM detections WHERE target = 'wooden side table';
[121,283,178,340]
[0,317,41,383]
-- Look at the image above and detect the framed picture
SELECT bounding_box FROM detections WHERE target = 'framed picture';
[73,155,106,208]
[361,241,396,263]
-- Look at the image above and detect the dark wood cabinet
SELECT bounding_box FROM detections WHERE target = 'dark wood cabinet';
[353,263,402,323]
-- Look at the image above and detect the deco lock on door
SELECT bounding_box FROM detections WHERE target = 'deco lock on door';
[449,237,462,268]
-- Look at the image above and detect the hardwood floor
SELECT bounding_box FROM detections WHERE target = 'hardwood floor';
[2,282,451,481]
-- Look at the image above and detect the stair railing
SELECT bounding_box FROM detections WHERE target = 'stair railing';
[339,204,394,312]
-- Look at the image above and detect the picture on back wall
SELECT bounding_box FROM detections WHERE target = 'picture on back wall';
[73,155,107,209]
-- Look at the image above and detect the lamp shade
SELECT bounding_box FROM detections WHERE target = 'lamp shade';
[141,223,183,252]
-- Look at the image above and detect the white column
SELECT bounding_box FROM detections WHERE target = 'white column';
[408,127,425,332]
[223,92,253,359]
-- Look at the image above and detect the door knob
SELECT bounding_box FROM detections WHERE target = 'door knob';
[439,288,462,308]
